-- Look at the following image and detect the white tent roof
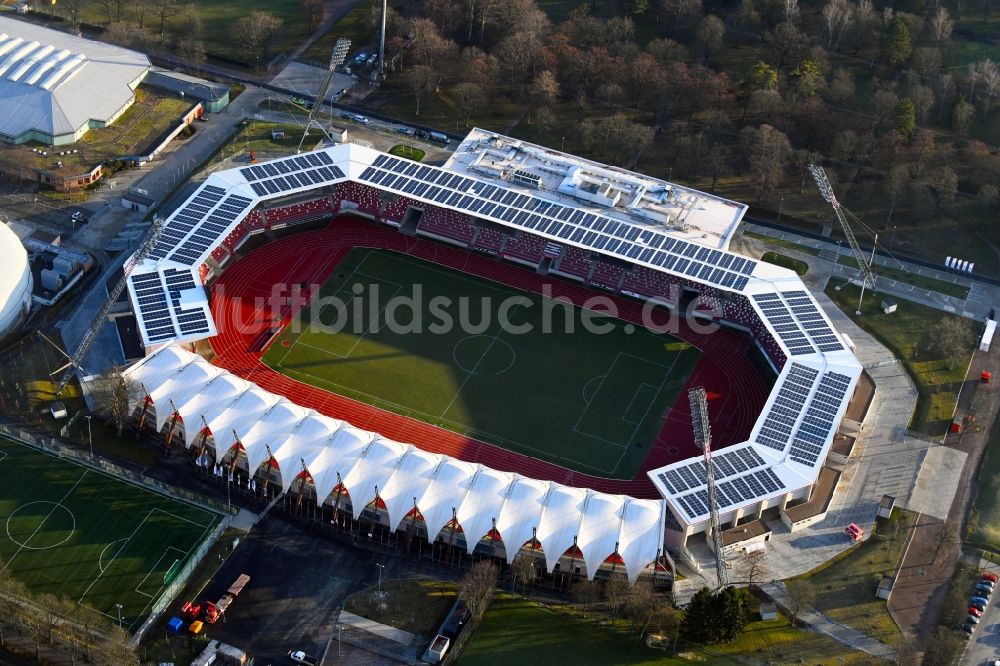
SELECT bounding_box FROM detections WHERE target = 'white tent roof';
[0,222,30,336]
[0,18,150,140]
[123,346,669,581]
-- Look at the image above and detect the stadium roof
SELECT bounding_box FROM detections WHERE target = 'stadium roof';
[446,129,746,249]
[0,222,31,334]
[0,17,149,141]
[124,345,668,581]
[124,135,863,534]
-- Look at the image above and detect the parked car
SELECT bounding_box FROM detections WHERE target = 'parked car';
[971,596,990,607]
[968,606,983,617]
[353,114,369,124]
[966,614,981,624]
[395,125,415,135]
[982,572,998,583]
[958,623,974,635]
[366,53,378,65]
[339,111,352,120]
[970,600,987,612]
[289,651,317,665]
[980,578,996,588]
[976,585,994,596]
[352,52,367,65]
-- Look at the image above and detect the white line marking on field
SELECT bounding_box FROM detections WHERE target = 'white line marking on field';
[3,471,87,571]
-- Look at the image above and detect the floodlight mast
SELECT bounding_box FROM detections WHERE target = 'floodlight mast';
[297,37,352,153]
[688,387,728,590]
[808,164,877,313]
[54,217,166,396]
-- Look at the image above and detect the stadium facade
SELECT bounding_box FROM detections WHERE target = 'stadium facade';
[0,17,150,145]
[0,222,32,337]
[123,130,864,577]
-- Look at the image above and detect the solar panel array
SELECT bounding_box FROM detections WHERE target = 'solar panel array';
[162,268,211,337]
[167,192,255,265]
[788,371,853,466]
[243,152,345,198]
[656,447,765,495]
[755,363,820,452]
[752,293,817,356]
[130,271,176,343]
[149,184,227,261]
[674,467,784,519]
[358,154,757,291]
[780,290,845,353]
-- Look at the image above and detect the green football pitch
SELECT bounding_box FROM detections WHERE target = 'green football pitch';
[263,249,702,479]
[0,437,221,630]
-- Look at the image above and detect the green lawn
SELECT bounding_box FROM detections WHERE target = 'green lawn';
[344,578,457,638]
[744,231,822,257]
[967,417,1000,552]
[459,597,883,665]
[825,283,978,435]
[389,144,426,162]
[302,1,378,63]
[761,252,809,276]
[789,510,914,645]
[0,437,220,631]
[262,249,701,478]
[838,256,970,300]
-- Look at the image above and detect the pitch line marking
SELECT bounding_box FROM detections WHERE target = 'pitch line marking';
[3,471,87,571]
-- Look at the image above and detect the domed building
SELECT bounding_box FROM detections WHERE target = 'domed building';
[0,223,32,337]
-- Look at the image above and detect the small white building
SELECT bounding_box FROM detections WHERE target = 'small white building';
[881,297,897,315]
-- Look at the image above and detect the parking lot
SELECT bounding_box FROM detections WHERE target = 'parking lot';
[961,562,1000,664]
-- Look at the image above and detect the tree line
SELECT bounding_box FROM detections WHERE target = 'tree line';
[367,0,1000,239]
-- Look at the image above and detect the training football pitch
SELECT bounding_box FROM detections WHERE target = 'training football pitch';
[0,437,221,630]
[263,249,702,478]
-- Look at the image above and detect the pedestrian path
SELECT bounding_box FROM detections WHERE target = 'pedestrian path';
[760,581,897,660]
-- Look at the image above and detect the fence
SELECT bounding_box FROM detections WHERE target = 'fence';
[131,518,228,645]
[0,423,238,517]
[0,422,232,645]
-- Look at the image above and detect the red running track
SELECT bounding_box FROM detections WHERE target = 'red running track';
[208,217,772,499]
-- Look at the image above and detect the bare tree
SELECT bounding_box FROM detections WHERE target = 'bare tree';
[152,0,179,37]
[510,552,535,596]
[929,7,953,50]
[571,579,601,615]
[784,0,800,24]
[461,560,498,621]
[403,65,436,116]
[529,70,560,123]
[60,0,91,32]
[92,625,138,666]
[740,123,791,202]
[784,579,815,625]
[452,81,485,127]
[604,575,631,625]
[177,37,207,73]
[932,522,956,561]
[738,549,769,588]
[653,605,682,651]
[821,0,853,51]
[926,317,974,367]
[91,368,138,437]
[232,11,283,71]
[695,15,725,63]
[626,580,657,629]
[301,0,324,32]
[103,23,152,50]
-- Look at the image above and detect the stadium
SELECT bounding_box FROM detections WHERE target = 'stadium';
[0,222,32,337]
[123,129,865,582]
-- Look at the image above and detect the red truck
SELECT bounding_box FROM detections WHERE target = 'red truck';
[204,574,250,623]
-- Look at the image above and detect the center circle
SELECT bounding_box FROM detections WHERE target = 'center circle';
[7,501,76,550]
[453,335,516,376]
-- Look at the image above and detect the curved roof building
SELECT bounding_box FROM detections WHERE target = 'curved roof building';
[0,17,150,145]
[0,222,31,336]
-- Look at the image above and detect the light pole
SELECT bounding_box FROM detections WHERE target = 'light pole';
[376,563,385,592]
[777,196,784,225]
[85,415,92,458]
[115,603,123,629]
[890,225,897,250]
[337,623,343,657]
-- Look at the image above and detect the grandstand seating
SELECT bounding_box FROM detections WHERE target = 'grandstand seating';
[590,261,624,289]
[264,198,332,227]
[556,247,592,280]
[418,208,476,245]
[473,225,506,253]
[724,297,786,367]
[503,233,546,264]
[621,266,677,302]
